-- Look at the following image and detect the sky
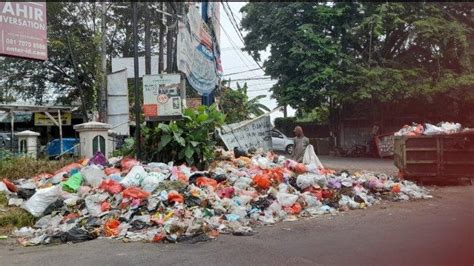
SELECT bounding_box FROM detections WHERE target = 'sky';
[219,2,296,123]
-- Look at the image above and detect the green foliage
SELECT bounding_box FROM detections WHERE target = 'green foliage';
[142,104,225,170]
[219,82,270,123]
[112,138,135,157]
[240,2,474,116]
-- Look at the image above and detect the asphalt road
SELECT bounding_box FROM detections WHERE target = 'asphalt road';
[0,186,472,266]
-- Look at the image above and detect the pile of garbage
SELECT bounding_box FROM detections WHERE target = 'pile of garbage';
[1,151,431,246]
[395,122,468,136]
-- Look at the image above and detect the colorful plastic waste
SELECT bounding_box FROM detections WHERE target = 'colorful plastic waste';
[2,150,432,246]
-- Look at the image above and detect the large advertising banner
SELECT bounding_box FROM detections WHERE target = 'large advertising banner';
[143,74,183,121]
[177,5,220,95]
[218,115,273,152]
[0,2,47,61]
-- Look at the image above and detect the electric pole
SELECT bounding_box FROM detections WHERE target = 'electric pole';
[132,2,141,160]
[100,1,107,123]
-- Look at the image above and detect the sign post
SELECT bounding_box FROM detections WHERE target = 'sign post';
[143,74,183,121]
[0,2,47,60]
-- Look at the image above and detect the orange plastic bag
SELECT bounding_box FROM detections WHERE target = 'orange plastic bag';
[104,167,121,176]
[196,177,218,189]
[99,179,124,194]
[266,168,284,183]
[284,202,302,214]
[168,190,184,204]
[54,163,82,175]
[253,174,271,189]
[293,163,307,174]
[152,233,165,243]
[391,183,401,193]
[122,187,150,200]
[103,218,120,237]
[121,157,139,172]
[2,178,16,192]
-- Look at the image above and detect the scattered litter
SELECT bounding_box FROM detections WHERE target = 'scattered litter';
[3,149,431,246]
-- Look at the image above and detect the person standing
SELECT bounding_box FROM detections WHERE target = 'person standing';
[292,126,310,163]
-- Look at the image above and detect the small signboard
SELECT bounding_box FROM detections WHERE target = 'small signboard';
[218,115,272,152]
[0,2,48,60]
[34,112,71,126]
[143,74,183,121]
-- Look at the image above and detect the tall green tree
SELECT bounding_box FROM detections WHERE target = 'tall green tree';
[240,3,474,121]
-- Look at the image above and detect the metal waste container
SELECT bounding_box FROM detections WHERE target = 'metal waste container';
[394,130,474,183]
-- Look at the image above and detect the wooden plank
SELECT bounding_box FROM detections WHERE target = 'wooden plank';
[405,148,437,151]
[406,160,437,164]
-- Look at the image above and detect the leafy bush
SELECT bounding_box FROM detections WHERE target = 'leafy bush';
[143,104,225,169]
[112,137,135,157]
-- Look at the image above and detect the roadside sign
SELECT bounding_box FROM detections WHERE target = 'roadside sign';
[143,74,183,121]
[218,115,273,152]
[34,112,71,126]
[0,2,48,60]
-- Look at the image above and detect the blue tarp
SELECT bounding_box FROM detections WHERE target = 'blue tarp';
[46,138,79,157]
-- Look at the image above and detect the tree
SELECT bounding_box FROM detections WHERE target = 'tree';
[219,82,270,123]
[240,3,474,123]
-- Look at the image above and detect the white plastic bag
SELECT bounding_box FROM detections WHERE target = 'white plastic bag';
[296,174,315,189]
[303,144,323,169]
[22,185,61,217]
[120,165,147,187]
[424,123,445,135]
[141,172,166,193]
[85,193,108,217]
[80,165,106,188]
[276,192,298,207]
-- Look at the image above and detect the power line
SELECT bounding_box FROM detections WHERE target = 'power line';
[222,1,266,73]
[230,77,272,82]
[223,67,262,76]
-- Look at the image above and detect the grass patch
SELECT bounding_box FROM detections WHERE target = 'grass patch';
[0,193,36,234]
[0,156,74,180]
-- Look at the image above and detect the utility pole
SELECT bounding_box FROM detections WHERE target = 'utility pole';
[158,2,164,73]
[144,4,151,75]
[166,2,174,73]
[100,1,107,123]
[132,2,141,160]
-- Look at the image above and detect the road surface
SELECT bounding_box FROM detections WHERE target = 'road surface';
[0,185,472,266]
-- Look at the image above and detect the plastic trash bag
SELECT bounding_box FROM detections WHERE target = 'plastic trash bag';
[424,123,445,135]
[167,190,184,204]
[303,144,323,169]
[253,174,271,189]
[90,151,107,166]
[195,176,218,189]
[22,185,61,217]
[296,174,315,189]
[120,165,146,188]
[54,163,82,175]
[121,157,140,173]
[62,172,84,193]
[99,179,124,194]
[122,187,150,200]
[276,192,298,207]
[80,165,105,188]
[85,193,109,216]
[104,167,121,176]
[2,178,17,192]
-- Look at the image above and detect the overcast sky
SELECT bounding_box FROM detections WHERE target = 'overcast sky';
[219,2,296,122]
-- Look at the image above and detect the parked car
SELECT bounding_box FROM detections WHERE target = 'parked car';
[271,128,294,155]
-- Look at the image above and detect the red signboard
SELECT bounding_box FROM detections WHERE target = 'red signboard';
[0,2,47,61]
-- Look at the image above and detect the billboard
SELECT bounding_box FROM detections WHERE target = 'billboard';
[177,5,221,95]
[218,115,273,152]
[34,112,71,126]
[143,74,183,120]
[107,69,130,136]
[0,2,48,61]
[111,56,164,78]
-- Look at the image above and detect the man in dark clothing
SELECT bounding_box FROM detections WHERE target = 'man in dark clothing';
[292,126,310,163]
